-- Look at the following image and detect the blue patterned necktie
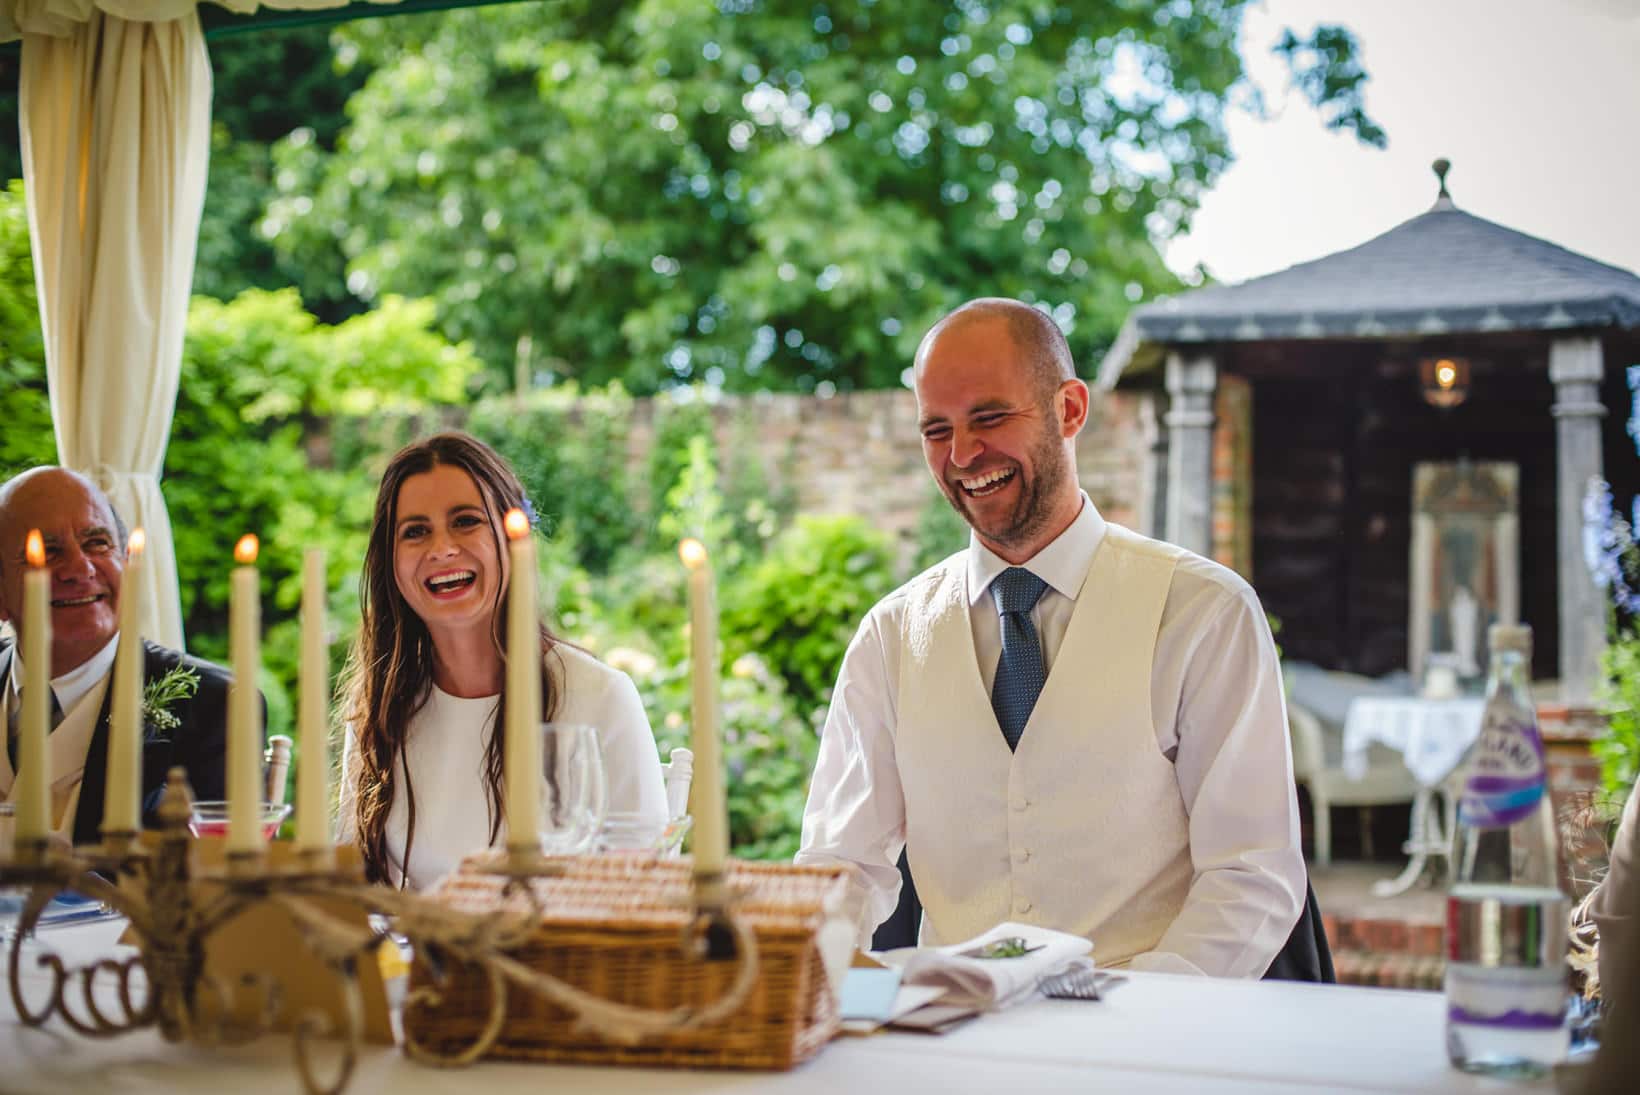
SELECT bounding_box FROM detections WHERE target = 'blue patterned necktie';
[990,567,1049,751]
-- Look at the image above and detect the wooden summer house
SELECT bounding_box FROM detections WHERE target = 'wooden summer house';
[1098,164,1640,704]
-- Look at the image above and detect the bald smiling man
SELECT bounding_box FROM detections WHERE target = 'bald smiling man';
[796,299,1313,978]
[0,467,245,844]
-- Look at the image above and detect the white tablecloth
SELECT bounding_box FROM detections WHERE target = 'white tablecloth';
[1,920,1552,1094]
[1343,697,1485,786]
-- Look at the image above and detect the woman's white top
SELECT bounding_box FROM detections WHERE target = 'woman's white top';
[340,645,668,890]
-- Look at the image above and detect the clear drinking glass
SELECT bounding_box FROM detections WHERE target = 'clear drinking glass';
[599,813,694,856]
[539,722,607,854]
[598,812,667,852]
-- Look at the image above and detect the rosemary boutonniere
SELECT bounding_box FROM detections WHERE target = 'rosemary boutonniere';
[140,665,200,742]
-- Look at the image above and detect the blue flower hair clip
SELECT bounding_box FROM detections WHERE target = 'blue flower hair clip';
[519,496,540,529]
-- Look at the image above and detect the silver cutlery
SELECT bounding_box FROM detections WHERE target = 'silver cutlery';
[1039,964,1126,1001]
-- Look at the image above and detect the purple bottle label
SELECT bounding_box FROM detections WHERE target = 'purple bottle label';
[1446,1003,1565,1031]
[1457,711,1546,827]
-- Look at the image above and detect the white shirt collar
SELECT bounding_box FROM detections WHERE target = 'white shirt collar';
[8,633,122,718]
[966,491,1107,606]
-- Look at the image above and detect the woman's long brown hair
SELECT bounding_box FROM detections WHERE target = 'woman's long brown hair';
[343,432,561,885]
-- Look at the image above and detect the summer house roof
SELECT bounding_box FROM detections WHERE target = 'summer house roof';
[1097,186,1640,387]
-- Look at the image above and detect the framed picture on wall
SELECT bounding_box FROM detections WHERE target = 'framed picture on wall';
[1408,461,1520,693]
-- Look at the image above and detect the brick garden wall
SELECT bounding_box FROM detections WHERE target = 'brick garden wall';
[626,387,1159,561]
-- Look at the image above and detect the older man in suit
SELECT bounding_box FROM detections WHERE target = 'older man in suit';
[0,466,241,845]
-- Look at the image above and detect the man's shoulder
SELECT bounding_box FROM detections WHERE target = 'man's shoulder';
[140,640,233,693]
[1105,522,1257,604]
[866,549,967,622]
[1103,526,1265,641]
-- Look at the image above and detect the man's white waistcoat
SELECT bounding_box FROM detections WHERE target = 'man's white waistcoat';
[896,523,1193,963]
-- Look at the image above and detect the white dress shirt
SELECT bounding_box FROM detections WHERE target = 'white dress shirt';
[7,633,119,721]
[339,643,668,890]
[797,494,1305,977]
[1,633,119,799]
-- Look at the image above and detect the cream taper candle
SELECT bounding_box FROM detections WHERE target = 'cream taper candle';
[678,538,726,874]
[503,509,541,852]
[295,548,330,851]
[14,530,51,842]
[103,528,146,836]
[227,534,263,853]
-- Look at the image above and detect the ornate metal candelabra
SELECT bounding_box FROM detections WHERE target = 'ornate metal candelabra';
[2,769,756,1095]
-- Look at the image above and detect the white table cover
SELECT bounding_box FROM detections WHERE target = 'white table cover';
[1343,697,1485,787]
[0,919,1554,1094]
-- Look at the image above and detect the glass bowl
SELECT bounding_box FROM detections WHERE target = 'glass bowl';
[189,801,292,841]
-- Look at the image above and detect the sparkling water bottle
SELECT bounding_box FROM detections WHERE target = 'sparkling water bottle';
[1444,624,1569,1075]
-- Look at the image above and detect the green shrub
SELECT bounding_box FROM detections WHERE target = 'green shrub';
[912,481,970,573]
[0,181,55,480]
[657,434,734,562]
[722,515,899,713]
[165,288,482,737]
[467,385,642,573]
[643,393,716,545]
[634,650,819,861]
[1596,634,1640,808]
[721,404,798,562]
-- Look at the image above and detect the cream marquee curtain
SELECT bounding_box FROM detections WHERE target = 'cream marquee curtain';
[5,0,406,649]
[19,11,208,649]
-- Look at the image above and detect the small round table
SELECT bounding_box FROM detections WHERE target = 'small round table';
[1342,696,1484,896]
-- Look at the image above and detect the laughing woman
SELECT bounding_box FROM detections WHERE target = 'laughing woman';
[338,432,667,888]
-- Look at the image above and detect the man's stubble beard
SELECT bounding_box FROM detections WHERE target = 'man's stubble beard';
[940,414,1071,553]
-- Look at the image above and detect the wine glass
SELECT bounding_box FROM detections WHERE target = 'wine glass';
[539,722,607,854]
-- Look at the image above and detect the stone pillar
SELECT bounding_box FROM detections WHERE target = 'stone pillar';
[1165,352,1217,555]
[1549,337,1607,707]
[1138,393,1167,539]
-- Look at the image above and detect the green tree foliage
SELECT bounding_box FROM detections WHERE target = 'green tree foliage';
[266,0,1381,393]
[194,27,367,316]
[1271,26,1385,149]
[0,181,55,479]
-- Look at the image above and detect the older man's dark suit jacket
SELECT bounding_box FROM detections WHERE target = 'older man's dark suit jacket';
[1,638,240,845]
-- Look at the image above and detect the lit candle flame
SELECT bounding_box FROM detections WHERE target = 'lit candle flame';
[25,529,44,568]
[1435,360,1457,389]
[504,508,529,542]
[234,534,259,565]
[128,528,146,555]
[679,538,708,570]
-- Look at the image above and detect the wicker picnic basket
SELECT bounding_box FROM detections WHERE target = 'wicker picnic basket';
[401,853,853,1070]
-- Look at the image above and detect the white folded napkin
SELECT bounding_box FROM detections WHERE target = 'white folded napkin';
[880,921,1093,1011]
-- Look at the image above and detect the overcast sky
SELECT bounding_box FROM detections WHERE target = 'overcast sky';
[1163,0,1640,285]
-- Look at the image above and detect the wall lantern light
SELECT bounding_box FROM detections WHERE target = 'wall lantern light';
[1420,355,1470,409]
